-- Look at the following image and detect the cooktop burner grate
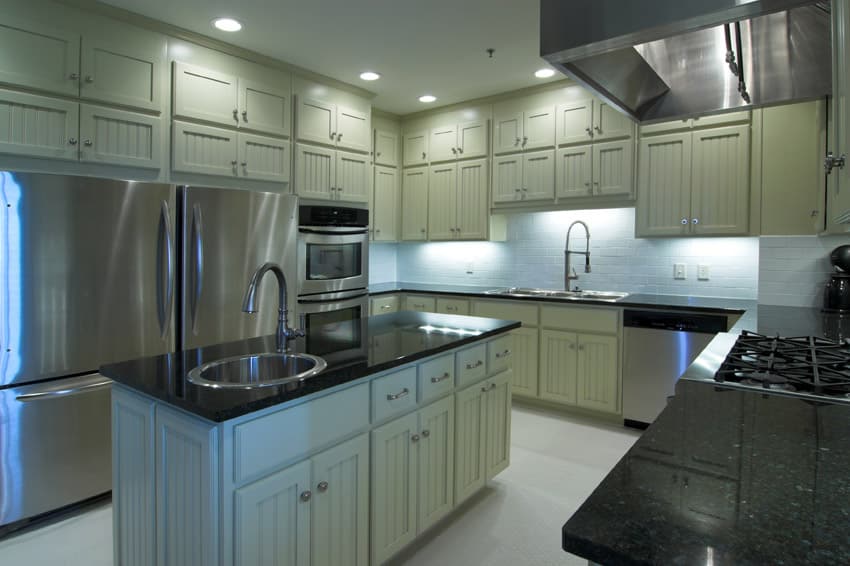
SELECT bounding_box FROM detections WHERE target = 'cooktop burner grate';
[715,330,850,397]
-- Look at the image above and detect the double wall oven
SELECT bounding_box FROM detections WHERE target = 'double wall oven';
[296,205,369,362]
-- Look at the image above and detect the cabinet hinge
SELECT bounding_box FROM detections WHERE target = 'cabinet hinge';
[825,151,846,175]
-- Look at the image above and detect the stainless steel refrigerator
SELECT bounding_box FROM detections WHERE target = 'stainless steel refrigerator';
[0,172,297,535]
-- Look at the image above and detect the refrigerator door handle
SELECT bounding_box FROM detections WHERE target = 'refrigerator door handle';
[190,203,204,334]
[157,199,175,338]
[16,373,112,402]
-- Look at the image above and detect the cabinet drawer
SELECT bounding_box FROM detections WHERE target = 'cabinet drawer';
[371,295,400,315]
[472,300,538,327]
[404,295,436,312]
[488,334,514,374]
[456,344,487,387]
[540,305,618,334]
[233,383,369,484]
[372,367,418,423]
[418,354,455,403]
[436,297,469,315]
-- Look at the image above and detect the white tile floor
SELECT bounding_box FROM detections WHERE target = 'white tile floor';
[0,404,640,566]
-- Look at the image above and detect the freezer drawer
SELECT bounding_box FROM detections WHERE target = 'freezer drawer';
[0,374,112,533]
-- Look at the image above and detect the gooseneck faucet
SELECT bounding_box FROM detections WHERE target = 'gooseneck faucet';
[564,221,591,291]
[242,262,304,352]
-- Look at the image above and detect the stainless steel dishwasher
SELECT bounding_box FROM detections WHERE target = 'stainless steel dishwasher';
[622,310,727,428]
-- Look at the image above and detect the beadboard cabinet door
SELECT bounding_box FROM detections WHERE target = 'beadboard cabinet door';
[427,163,457,240]
[454,382,486,505]
[238,133,290,183]
[373,165,399,241]
[80,33,163,112]
[403,130,429,166]
[556,144,593,199]
[457,158,488,239]
[522,149,555,201]
[371,412,418,565]
[295,143,335,200]
[374,129,398,167]
[238,78,289,138]
[311,434,369,566]
[80,104,162,169]
[0,17,80,97]
[172,121,238,177]
[234,460,311,566]
[336,150,370,203]
[336,106,370,153]
[509,327,539,398]
[575,334,619,414]
[484,370,512,479]
[172,62,239,127]
[417,396,455,534]
[0,90,79,161]
[539,330,579,405]
[492,153,523,203]
[594,139,633,197]
[636,132,693,237]
[401,167,429,240]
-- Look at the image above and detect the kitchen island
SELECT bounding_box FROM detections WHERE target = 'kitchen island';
[561,305,850,565]
[101,311,520,566]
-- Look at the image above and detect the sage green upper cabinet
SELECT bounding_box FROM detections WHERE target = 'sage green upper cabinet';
[335,150,370,202]
[428,120,487,163]
[403,130,429,166]
[428,159,488,240]
[0,17,80,97]
[295,98,370,153]
[173,62,239,127]
[374,129,399,167]
[294,143,368,202]
[492,154,523,203]
[636,121,749,237]
[80,104,162,169]
[556,139,633,201]
[0,89,79,161]
[238,132,291,183]
[173,62,291,138]
[493,105,555,154]
[373,165,399,241]
[555,145,593,199]
[401,167,429,240]
[492,150,555,203]
[557,98,634,146]
[80,32,163,112]
[428,163,457,240]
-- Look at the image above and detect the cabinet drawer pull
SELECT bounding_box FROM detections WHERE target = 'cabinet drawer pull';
[300,490,312,502]
[422,152,426,159]
[421,429,430,438]
[69,73,79,81]
[446,306,457,311]
[481,384,490,392]
[232,108,238,120]
[242,110,248,121]
[85,75,94,84]
[465,360,484,370]
[317,481,329,493]
[691,218,699,225]
[83,139,92,147]
[386,388,409,401]
[68,138,78,146]
[430,372,451,383]
[681,218,688,225]
[522,136,528,146]
[380,304,391,310]
[515,137,521,146]
[331,131,337,140]
[495,349,511,359]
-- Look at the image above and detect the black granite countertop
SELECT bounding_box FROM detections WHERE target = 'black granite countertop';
[101,311,519,422]
[369,281,754,315]
[562,378,850,565]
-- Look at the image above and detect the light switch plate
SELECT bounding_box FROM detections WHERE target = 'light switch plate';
[698,264,710,280]
[674,263,686,280]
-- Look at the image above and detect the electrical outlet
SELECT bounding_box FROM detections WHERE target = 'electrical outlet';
[698,264,710,280]
[674,263,687,280]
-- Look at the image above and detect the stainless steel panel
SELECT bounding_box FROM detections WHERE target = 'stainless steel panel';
[623,327,715,424]
[296,229,369,296]
[180,187,298,350]
[0,373,111,529]
[0,172,175,387]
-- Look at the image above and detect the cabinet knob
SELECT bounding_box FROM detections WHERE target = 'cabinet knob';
[69,73,79,81]
[317,481,329,493]
[420,228,426,233]
[422,152,426,159]
[578,344,585,351]
[84,75,94,83]
[594,125,601,133]
[490,382,497,390]
[680,218,688,225]
[300,490,312,502]
[233,109,238,120]
[515,137,520,146]
[241,161,247,167]
[481,384,490,392]
[569,342,576,350]
[377,151,382,156]
[422,430,430,438]
[376,228,381,233]
[83,139,92,147]
[68,138,78,146]
[337,133,343,140]
[231,160,238,166]
[242,110,248,121]
[691,218,699,225]
[411,434,420,443]
[457,147,463,154]
[522,136,528,146]
[585,127,592,136]
[451,147,457,154]
[331,132,337,140]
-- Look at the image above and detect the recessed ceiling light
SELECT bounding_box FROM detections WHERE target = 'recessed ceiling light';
[359,71,381,81]
[418,94,437,103]
[212,18,242,32]
[535,68,556,78]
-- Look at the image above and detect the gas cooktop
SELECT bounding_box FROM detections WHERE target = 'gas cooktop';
[714,330,850,403]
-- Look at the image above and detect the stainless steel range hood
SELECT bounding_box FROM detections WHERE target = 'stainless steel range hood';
[540,0,833,123]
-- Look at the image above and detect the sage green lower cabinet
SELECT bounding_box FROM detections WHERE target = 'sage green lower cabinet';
[455,370,512,505]
[507,327,539,398]
[539,330,579,404]
[371,395,455,565]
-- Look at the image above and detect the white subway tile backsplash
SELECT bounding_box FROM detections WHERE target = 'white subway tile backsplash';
[758,235,850,307]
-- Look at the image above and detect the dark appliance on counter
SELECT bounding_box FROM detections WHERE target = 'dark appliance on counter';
[824,244,850,313]
[0,172,298,536]
[714,330,850,404]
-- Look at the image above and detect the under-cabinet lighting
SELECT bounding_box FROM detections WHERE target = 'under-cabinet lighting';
[359,71,381,81]
[212,18,242,32]
[535,68,556,78]
[418,94,437,103]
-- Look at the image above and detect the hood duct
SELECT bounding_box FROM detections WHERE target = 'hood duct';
[541,0,832,123]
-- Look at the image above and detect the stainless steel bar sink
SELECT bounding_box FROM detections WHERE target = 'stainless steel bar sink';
[484,287,629,302]
[187,353,327,389]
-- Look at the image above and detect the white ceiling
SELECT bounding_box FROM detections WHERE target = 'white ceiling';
[98,0,562,115]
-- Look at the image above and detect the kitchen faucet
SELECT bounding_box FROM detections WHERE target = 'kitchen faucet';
[564,221,591,291]
[242,262,304,352]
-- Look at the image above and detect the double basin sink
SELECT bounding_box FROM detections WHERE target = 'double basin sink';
[484,287,629,302]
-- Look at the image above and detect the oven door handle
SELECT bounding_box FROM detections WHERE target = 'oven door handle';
[298,291,369,304]
[299,228,369,236]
